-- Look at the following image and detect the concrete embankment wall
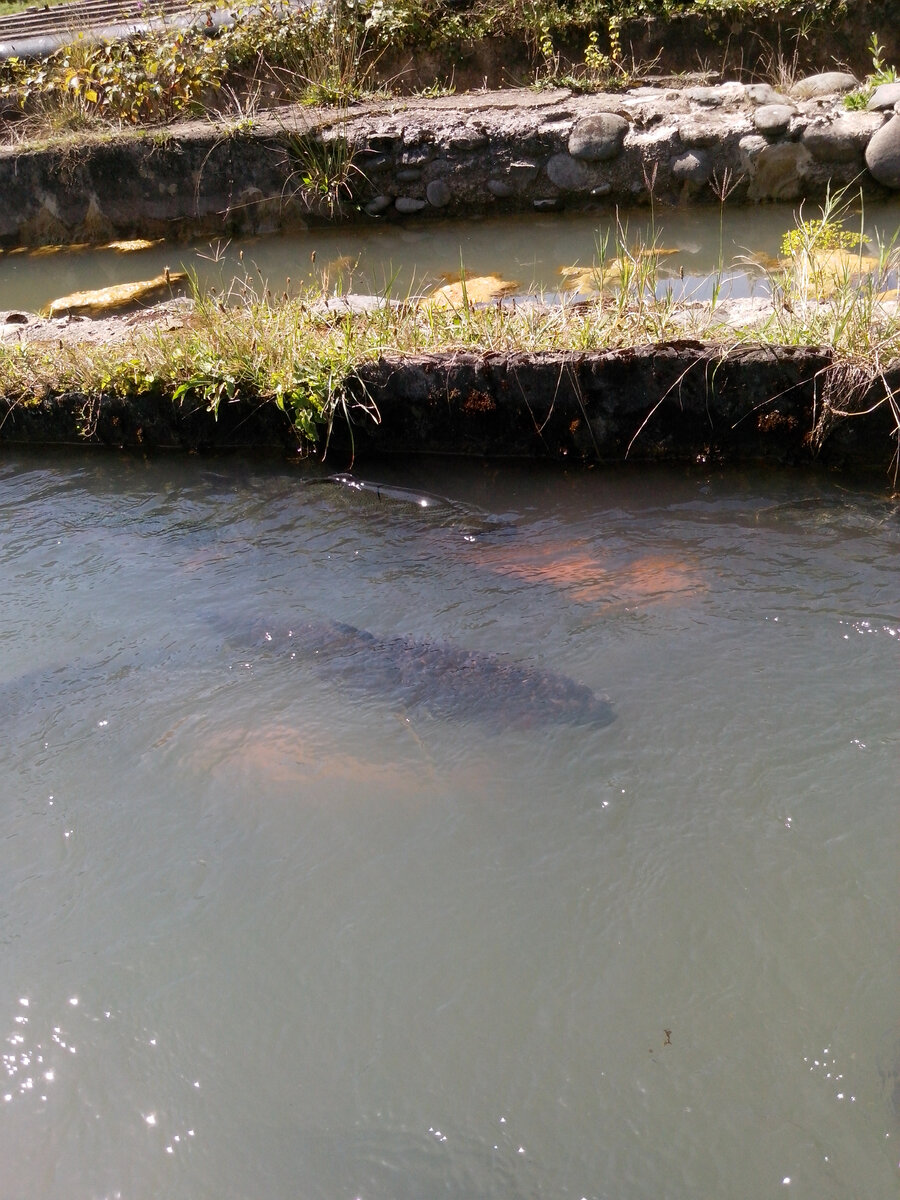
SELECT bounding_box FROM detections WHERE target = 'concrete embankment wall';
[2,345,896,472]
[2,77,900,248]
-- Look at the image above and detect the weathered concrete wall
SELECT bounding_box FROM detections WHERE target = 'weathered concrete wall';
[336,346,898,469]
[2,76,899,247]
[2,344,896,471]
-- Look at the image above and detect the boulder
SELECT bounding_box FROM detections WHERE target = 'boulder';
[747,142,812,201]
[791,71,858,99]
[546,153,592,190]
[865,114,900,188]
[801,113,883,163]
[754,104,795,138]
[568,114,628,161]
[867,81,900,111]
[394,196,427,214]
[426,179,452,207]
[744,83,791,106]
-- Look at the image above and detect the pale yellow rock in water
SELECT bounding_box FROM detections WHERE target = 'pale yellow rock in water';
[43,272,187,318]
[427,273,520,307]
[559,248,680,295]
[779,247,882,297]
[105,239,164,253]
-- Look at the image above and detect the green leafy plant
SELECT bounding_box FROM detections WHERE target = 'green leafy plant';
[843,32,898,110]
[780,216,867,257]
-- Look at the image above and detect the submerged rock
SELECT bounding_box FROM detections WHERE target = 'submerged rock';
[427,273,519,306]
[43,272,188,318]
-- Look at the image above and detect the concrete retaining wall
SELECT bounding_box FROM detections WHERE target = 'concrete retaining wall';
[2,344,896,471]
[2,75,900,247]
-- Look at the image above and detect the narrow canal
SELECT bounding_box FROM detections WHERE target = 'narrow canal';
[3,200,900,312]
[1,454,897,1200]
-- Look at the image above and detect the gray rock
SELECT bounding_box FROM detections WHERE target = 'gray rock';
[684,82,745,106]
[487,179,514,198]
[546,153,592,190]
[754,104,795,137]
[738,134,769,169]
[364,194,393,216]
[678,116,740,148]
[533,197,563,212]
[744,82,789,106]
[865,114,900,188]
[448,129,489,150]
[426,179,452,208]
[394,196,427,214]
[791,71,858,99]
[671,150,710,184]
[801,113,882,162]
[748,142,812,200]
[867,81,900,111]
[396,168,422,183]
[568,113,628,161]
[591,183,612,197]
[507,161,540,188]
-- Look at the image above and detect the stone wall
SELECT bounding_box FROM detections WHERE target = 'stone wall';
[2,75,899,248]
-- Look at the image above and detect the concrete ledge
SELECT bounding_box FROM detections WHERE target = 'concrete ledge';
[2,344,897,471]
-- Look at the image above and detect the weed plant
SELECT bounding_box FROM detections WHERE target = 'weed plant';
[0,0,855,140]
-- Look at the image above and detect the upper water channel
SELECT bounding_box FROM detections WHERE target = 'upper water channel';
[3,200,900,312]
[1,452,897,1200]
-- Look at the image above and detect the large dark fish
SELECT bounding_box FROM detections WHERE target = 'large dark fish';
[234,618,614,732]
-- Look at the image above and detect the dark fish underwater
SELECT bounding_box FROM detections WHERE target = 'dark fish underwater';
[230,618,614,732]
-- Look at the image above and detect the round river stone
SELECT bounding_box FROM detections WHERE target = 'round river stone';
[568,114,628,162]
[791,71,858,99]
[546,153,592,191]
[865,114,900,188]
[394,196,427,214]
[867,81,900,111]
[800,113,881,163]
[754,104,795,138]
[426,179,452,207]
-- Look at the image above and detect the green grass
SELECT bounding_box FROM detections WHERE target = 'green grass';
[2,195,898,459]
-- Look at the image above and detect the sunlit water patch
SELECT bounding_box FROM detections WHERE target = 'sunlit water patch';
[0,453,897,1200]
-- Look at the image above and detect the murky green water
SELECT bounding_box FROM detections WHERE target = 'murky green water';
[1,454,898,1200]
[3,200,900,312]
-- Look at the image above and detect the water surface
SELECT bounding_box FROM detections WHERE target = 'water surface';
[0,454,897,1200]
[3,200,900,312]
